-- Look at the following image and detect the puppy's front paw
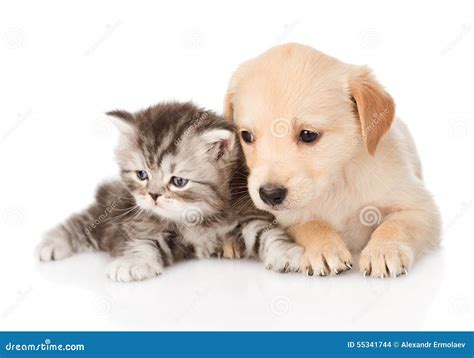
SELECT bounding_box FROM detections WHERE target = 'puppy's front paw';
[36,230,73,261]
[264,244,304,273]
[107,257,163,282]
[300,240,353,277]
[359,241,414,278]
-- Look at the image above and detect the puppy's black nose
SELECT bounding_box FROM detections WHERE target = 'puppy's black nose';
[259,185,287,206]
[149,193,161,201]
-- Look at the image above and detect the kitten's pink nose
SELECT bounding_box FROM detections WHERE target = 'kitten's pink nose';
[149,193,161,201]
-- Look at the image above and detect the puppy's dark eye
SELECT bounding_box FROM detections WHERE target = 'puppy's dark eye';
[299,130,320,143]
[136,170,149,180]
[240,130,254,144]
[171,176,189,188]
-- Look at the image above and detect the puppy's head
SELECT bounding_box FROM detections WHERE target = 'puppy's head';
[224,43,394,213]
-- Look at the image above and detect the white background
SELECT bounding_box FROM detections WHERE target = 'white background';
[0,0,473,331]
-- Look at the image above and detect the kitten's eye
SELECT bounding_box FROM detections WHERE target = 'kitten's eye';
[136,170,149,181]
[171,176,189,188]
[240,130,255,144]
[299,130,320,144]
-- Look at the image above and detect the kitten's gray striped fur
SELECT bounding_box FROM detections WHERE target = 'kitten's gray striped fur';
[37,102,303,282]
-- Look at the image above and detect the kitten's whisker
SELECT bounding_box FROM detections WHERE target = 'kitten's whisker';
[105,205,140,223]
[230,185,250,190]
[230,197,254,213]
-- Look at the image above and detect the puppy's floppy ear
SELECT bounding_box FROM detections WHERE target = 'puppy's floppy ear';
[223,90,234,122]
[200,128,236,161]
[106,110,135,134]
[349,67,395,155]
[223,76,237,122]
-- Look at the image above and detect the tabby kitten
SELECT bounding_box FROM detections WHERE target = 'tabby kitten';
[36,102,303,282]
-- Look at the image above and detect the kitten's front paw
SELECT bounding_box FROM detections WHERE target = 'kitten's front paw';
[264,245,304,273]
[107,257,163,282]
[36,230,73,261]
[360,241,413,278]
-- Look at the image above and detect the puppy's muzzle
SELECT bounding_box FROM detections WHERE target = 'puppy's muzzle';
[259,184,287,206]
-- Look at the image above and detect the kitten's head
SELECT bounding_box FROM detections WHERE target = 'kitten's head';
[107,102,239,223]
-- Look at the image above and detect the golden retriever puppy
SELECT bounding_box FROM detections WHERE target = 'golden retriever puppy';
[224,43,440,278]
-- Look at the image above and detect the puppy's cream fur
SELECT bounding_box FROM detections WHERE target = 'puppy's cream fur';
[224,43,440,278]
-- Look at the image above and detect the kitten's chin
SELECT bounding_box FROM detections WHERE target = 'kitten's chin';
[153,203,214,226]
[135,194,213,225]
[149,206,183,222]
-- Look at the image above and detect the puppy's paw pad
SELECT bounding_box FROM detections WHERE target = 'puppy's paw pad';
[107,258,162,282]
[300,241,353,277]
[359,241,414,278]
[36,232,73,262]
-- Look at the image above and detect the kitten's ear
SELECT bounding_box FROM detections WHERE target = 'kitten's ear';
[106,110,135,135]
[200,128,236,161]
